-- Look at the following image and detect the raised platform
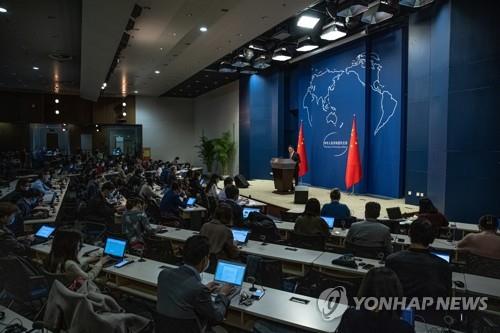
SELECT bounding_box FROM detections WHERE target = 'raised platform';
[238,179,418,219]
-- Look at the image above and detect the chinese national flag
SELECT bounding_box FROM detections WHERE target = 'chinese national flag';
[345,116,362,189]
[297,122,309,177]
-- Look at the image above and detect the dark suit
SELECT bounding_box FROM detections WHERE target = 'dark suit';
[290,151,300,186]
[157,265,230,332]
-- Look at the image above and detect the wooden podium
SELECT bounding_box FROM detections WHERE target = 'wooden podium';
[270,158,296,193]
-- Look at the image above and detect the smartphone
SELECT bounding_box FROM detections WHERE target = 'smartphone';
[251,289,265,300]
[114,259,132,268]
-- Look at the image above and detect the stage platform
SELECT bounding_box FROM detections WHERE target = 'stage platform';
[239,179,418,219]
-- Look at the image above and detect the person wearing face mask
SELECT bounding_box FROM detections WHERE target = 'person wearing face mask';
[157,235,234,332]
[122,197,163,251]
[86,181,117,226]
[0,202,32,257]
[31,170,53,195]
[46,229,110,284]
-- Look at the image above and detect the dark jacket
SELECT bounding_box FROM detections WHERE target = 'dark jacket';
[222,199,243,228]
[159,190,186,217]
[86,194,115,225]
[294,215,330,236]
[0,225,31,257]
[321,201,351,220]
[337,308,414,333]
[157,265,229,332]
[385,248,452,298]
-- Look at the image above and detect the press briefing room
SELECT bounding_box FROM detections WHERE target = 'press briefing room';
[0,0,498,332]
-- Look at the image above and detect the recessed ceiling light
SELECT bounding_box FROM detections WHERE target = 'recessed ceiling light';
[0,7,7,13]
[96,128,100,132]
[33,66,39,70]
[199,26,208,32]
[122,102,126,107]
[122,111,127,117]
[102,82,107,87]
[95,124,99,128]
[154,70,160,74]
[62,128,67,132]
[54,110,60,115]
[63,123,67,126]
[55,98,59,104]
[297,15,320,29]
[133,90,138,94]
[160,47,163,51]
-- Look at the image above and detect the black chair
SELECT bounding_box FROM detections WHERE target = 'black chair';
[0,256,49,311]
[333,216,358,229]
[378,219,402,234]
[75,220,107,244]
[344,241,387,260]
[153,312,201,333]
[289,232,326,251]
[464,252,500,279]
[143,236,182,266]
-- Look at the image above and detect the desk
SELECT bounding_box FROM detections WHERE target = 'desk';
[180,205,207,229]
[0,179,18,200]
[24,180,70,229]
[102,256,346,332]
[0,307,48,332]
[453,273,500,300]
[312,252,383,276]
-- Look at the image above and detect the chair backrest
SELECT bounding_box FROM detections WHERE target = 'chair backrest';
[465,252,500,279]
[345,241,386,260]
[333,216,358,229]
[280,210,301,222]
[378,219,401,234]
[153,312,200,333]
[0,255,47,301]
[257,258,282,289]
[143,236,177,265]
[289,232,326,251]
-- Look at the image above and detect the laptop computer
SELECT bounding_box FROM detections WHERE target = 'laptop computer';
[31,225,56,245]
[186,197,196,207]
[386,207,403,220]
[431,251,450,263]
[213,260,246,299]
[103,237,127,266]
[321,216,335,230]
[401,308,415,327]
[242,207,260,219]
[232,228,250,245]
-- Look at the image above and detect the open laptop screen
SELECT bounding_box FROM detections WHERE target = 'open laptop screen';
[321,216,335,229]
[242,207,260,219]
[432,251,450,263]
[104,237,127,259]
[35,225,55,239]
[186,197,196,206]
[214,260,246,286]
[232,229,250,243]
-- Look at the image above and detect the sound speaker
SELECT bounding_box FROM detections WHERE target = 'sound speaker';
[235,174,250,188]
[294,185,309,204]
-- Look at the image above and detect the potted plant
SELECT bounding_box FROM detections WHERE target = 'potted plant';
[195,135,215,172]
[213,131,235,176]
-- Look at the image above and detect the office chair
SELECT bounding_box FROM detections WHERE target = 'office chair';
[289,232,326,251]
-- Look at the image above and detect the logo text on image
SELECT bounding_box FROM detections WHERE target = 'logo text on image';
[317,286,348,321]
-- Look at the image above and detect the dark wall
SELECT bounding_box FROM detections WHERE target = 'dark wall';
[406,0,500,222]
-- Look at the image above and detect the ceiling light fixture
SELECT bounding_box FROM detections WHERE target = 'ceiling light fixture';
[361,0,397,24]
[219,61,237,73]
[95,124,99,128]
[296,36,319,52]
[55,98,59,104]
[272,47,292,62]
[232,53,251,68]
[253,54,271,69]
[0,7,7,13]
[122,111,127,117]
[297,14,320,29]
[199,26,208,32]
[240,66,258,75]
[122,102,126,107]
[320,21,347,41]
[249,44,266,52]
[33,66,39,70]
[62,128,67,132]
[399,0,434,7]
[102,82,107,87]
[336,0,370,17]
[154,70,160,74]
[54,110,60,115]
[96,128,100,132]
[133,90,138,94]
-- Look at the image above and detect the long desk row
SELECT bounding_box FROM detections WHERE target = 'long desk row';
[30,242,462,333]
[0,307,49,332]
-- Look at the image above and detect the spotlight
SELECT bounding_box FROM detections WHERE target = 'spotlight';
[122,111,127,117]
[55,98,59,104]
[296,36,319,52]
[297,14,320,29]
[95,124,99,128]
[336,0,370,17]
[96,128,100,132]
[33,66,39,70]
[199,26,208,32]
[102,82,107,87]
[252,54,271,69]
[54,110,60,115]
[249,44,266,52]
[320,21,347,41]
[122,102,126,107]
[361,1,397,25]
[62,128,67,132]
[232,54,251,68]
[0,7,7,13]
[240,66,258,75]
[272,47,292,62]
[63,123,67,126]
[154,70,160,74]
[133,90,138,94]
[219,61,237,73]
[399,0,434,7]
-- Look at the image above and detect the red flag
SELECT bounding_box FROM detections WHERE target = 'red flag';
[297,122,309,177]
[345,116,362,189]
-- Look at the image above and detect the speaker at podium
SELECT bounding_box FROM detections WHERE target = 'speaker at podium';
[270,158,295,194]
